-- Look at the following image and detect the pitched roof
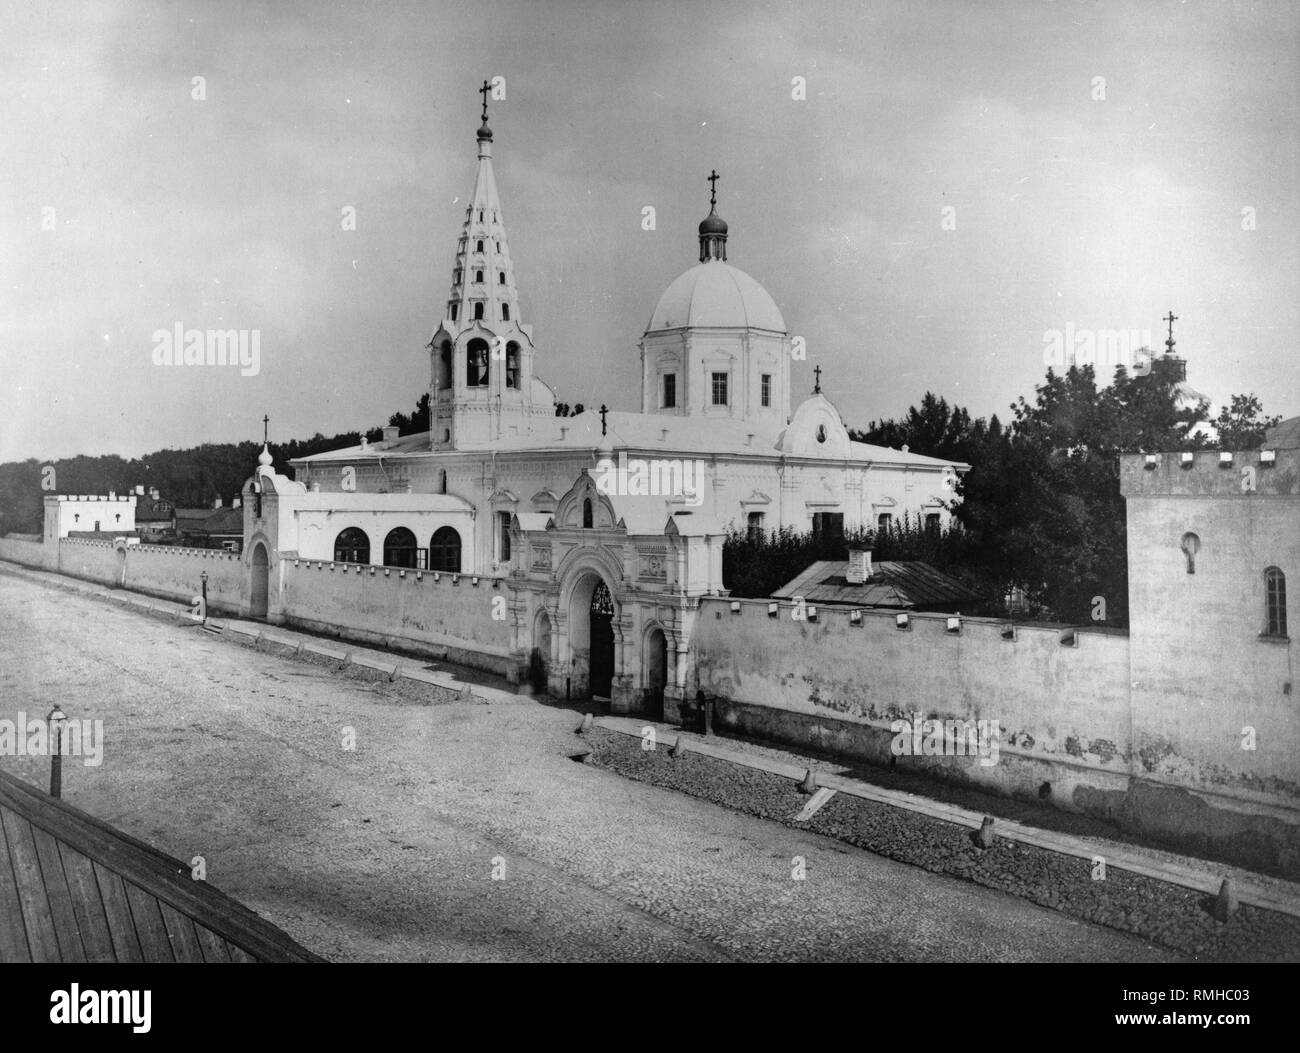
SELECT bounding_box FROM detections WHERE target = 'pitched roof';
[773,560,982,610]
[0,769,321,963]
[291,412,965,469]
[1265,416,1300,449]
[180,507,244,536]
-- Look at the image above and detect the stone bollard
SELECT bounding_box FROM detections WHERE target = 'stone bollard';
[798,769,817,794]
[1214,878,1238,922]
[577,713,594,735]
[669,736,687,758]
[972,816,996,849]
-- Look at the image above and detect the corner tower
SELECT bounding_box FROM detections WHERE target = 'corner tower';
[427,83,552,449]
[639,171,791,425]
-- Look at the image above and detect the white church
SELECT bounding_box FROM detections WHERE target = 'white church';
[244,89,964,716]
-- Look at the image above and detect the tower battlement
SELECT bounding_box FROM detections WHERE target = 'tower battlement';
[1120,448,1300,497]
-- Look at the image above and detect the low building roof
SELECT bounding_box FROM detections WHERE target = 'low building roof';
[180,507,244,536]
[773,559,982,609]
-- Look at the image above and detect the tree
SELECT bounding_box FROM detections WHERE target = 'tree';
[1212,394,1281,451]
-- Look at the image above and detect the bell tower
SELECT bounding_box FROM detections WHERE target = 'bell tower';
[427,83,550,449]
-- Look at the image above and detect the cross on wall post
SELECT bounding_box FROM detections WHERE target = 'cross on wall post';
[479,79,491,121]
[813,365,821,394]
[1164,310,1178,355]
[262,414,270,445]
[600,404,608,436]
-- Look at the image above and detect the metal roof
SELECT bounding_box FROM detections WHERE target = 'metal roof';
[772,560,982,610]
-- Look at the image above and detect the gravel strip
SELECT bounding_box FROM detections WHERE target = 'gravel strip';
[585,726,1300,962]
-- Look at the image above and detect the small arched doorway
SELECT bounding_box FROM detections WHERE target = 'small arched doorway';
[567,572,616,702]
[589,581,615,700]
[250,542,269,620]
[644,626,667,720]
[531,610,552,694]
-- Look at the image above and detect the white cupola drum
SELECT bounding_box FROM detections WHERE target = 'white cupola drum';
[638,170,792,425]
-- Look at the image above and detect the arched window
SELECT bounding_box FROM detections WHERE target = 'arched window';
[430,527,461,572]
[498,272,506,284]
[449,303,458,322]
[478,210,483,222]
[466,338,489,386]
[473,302,484,320]
[501,303,510,321]
[1181,532,1200,574]
[383,527,419,569]
[334,528,370,565]
[1265,567,1287,636]
[583,498,593,529]
[476,240,484,252]
[475,269,483,283]
[506,341,520,389]
[438,341,452,389]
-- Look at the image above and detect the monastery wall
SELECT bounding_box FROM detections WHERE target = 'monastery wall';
[691,596,1300,875]
[278,558,514,675]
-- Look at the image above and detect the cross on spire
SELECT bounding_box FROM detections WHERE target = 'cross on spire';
[262,414,269,445]
[1164,310,1178,355]
[707,169,720,209]
[813,365,822,394]
[479,79,491,122]
[599,404,608,436]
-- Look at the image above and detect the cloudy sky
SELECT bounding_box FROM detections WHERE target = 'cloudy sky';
[2,0,1297,462]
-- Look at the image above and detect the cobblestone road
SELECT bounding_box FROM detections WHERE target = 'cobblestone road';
[0,572,1174,961]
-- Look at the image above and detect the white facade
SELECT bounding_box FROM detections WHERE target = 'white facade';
[44,494,136,541]
[260,94,967,710]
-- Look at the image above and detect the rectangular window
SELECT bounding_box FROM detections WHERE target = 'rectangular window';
[925,513,941,533]
[663,373,676,408]
[499,511,512,563]
[877,513,892,531]
[747,511,765,542]
[811,512,844,545]
[1266,568,1287,636]
[761,374,771,407]
[711,372,728,406]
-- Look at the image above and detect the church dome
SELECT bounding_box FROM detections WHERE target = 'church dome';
[698,209,728,235]
[647,262,785,333]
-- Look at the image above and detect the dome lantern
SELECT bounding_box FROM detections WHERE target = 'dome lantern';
[699,169,728,262]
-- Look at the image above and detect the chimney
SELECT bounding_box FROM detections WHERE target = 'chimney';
[135,484,145,495]
[846,546,873,585]
[149,487,160,500]
[382,425,399,445]
[232,497,242,509]
[213,497,223,509]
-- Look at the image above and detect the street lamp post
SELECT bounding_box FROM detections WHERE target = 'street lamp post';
[48,705,67,799]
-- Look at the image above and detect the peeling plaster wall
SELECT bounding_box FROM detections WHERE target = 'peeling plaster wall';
[691,596,1300,876]
[1122,452,1300,844]
[692,599,1131,788]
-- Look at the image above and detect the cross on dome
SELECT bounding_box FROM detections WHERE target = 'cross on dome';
[698,169,728,262]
